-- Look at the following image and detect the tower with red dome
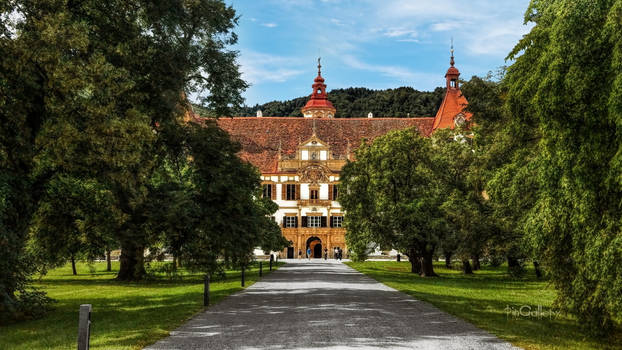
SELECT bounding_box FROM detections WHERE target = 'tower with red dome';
[432,44,472,130]
[301,58,336,118]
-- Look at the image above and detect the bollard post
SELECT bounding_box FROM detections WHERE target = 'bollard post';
[77,304,92,350]
[259,262,263,277]
[203,275,210,307]
[241,266,245,287]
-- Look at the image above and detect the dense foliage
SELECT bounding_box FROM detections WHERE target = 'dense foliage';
[484,0,622,334]
[0,0,285,323]
[227,86,446,118]
[340,129,443,276]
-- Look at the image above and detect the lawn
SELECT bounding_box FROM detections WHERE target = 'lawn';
[0,260,282,350]
[346,261,621,350]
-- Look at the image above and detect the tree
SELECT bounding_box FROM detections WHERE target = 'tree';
[29,176,122,276]
[229,87,446,118]
[430,128,493,274]
[175,122,288,276]
[340,128,446,277]
[489,0,622,333]
[1,0,247,320]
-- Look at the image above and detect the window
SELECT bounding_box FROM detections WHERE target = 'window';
[310,189,318,200]
[308,216,321,227]
[332,185,339,201]
[262,184,272,198]
[286,184,297,200]
[331,216,343,228]
[284,216,297,228]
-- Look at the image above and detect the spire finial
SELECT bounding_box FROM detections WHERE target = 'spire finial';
[317,57,322,76]
[450,38,455,67]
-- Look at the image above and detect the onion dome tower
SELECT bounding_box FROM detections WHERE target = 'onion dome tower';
[432,42,471,130]
[302,57,336,118]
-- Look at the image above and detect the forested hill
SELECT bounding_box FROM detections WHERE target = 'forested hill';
[195,87,446,118]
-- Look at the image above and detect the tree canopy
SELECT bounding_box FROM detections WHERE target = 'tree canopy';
[221,86,446,118]
[339,128,448,276]
[0,0,286,323]
[484,0,622,333]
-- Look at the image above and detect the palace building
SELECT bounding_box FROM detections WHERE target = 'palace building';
[216,51,470,259]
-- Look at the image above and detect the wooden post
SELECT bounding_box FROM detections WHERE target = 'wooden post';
[241,266,245,287]
[77,304,91,350]
[203,275,210,307]
[259,262,263,277]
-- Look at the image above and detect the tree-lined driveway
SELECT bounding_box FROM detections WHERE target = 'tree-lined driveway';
[146,260,518,349]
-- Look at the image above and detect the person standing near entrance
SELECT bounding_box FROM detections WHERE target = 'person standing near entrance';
[324,248,328,260]
[307,247,312,260]
[334,247,338,260]
[298,249,302,260]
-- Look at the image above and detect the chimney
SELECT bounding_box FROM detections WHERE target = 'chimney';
[368,112,373,119]
[256,110,263,118]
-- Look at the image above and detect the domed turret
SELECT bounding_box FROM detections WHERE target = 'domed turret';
[301,57,336,118]
[433,42,472,130]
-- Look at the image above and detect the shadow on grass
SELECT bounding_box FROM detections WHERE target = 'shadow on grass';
[0,262,283,350]
[348,261,619,350]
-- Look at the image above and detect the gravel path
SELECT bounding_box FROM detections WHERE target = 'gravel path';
[145,260,519,350]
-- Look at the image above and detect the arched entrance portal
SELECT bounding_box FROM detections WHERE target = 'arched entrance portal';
[306,236,322,258]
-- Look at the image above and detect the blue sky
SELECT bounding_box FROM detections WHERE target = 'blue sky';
[227,0,533,106]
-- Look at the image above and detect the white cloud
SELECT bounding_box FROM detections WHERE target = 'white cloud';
[330,18,345,26]
[341,55,435,84]
[431,21,462,32]
[383,28,418,39]
[261,22,278,28]
[237,51,305,85]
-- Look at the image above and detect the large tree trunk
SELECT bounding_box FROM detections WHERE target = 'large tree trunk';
[471,254,481,271]
[507,255,520,270]
[117,242,145,281]
[533,261,542,278]
[462,259,473,274]
[407,249,421,274]
[419,250,438,277]
[444,252,452,268]
[106,250,112,272]
[172,255,178,271]
[71,255,77,275]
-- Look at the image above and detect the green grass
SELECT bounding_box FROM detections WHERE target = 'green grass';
[0,260,282,350]
[346,261,621,350]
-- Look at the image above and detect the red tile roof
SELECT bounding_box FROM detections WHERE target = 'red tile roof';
[216,117,434,173]
[432,88,471,130]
